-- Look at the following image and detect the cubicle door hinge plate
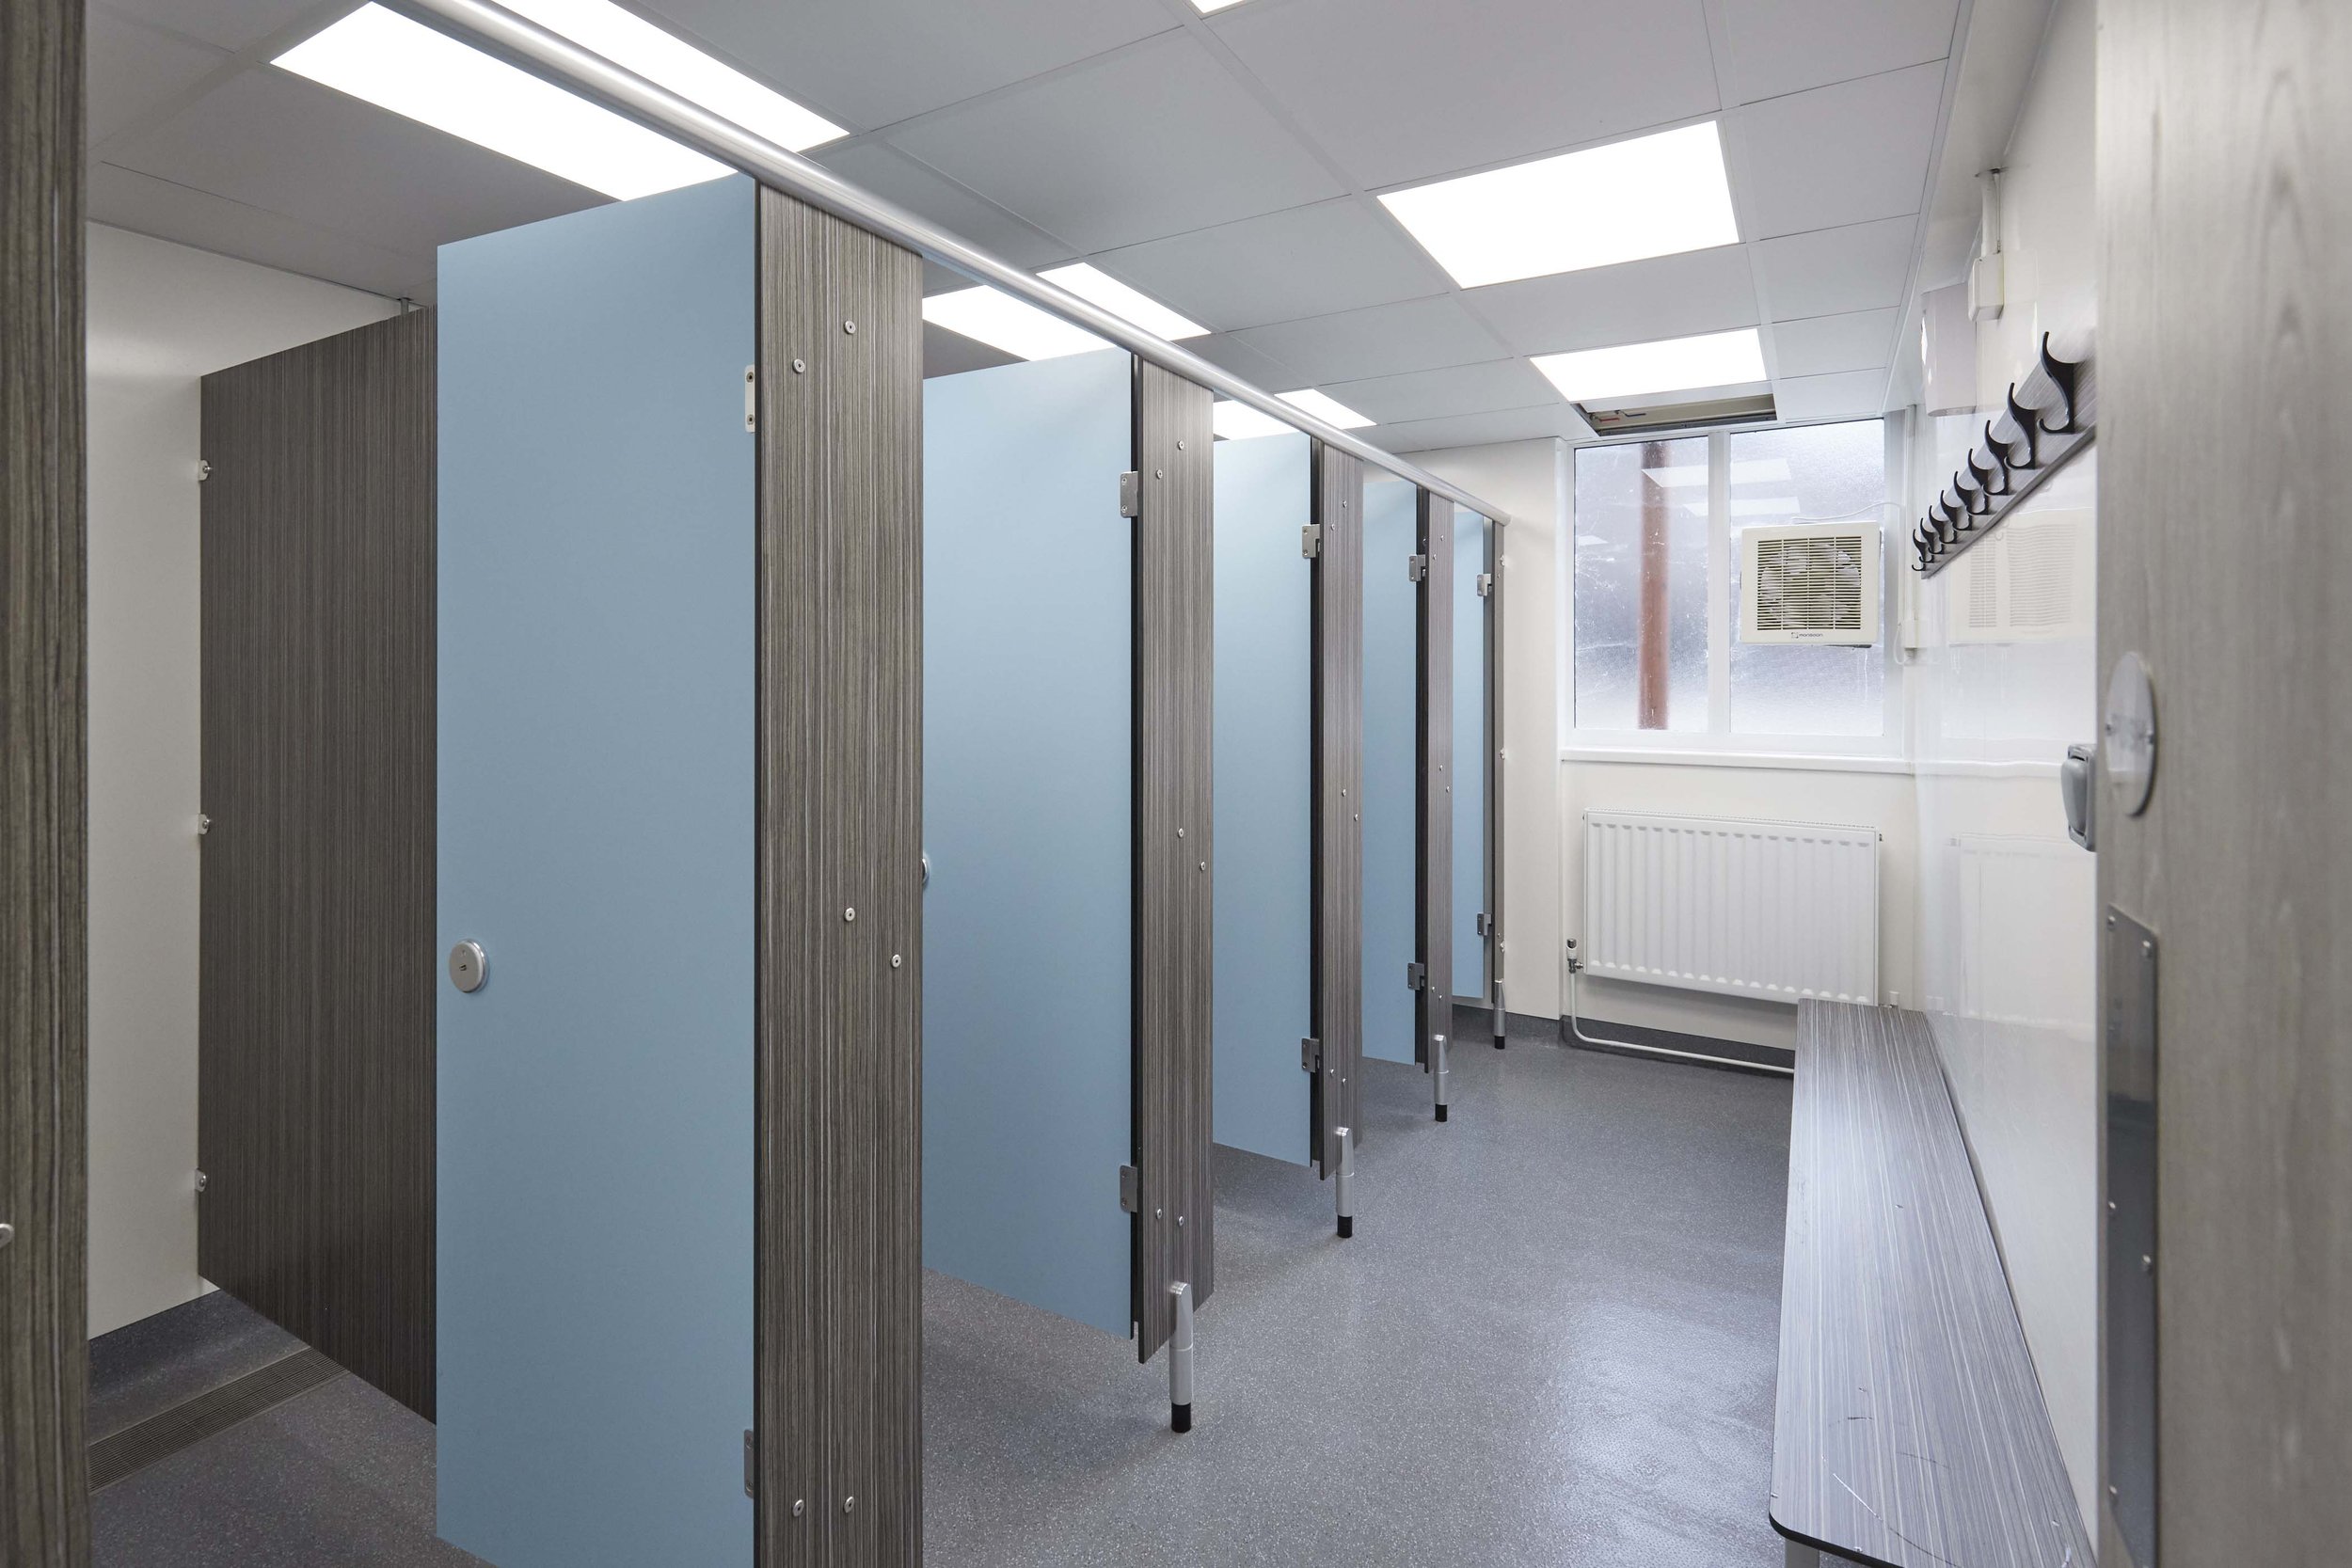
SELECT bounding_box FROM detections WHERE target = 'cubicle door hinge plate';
[1405,961,1426,991]
[1406,553,1428,582]
[743,367,756,433]
[743,1430,755,1498]
[1119,1164,1140,1213]
[1301,523,1323,559]
[1475,573,1493,596]
[1475,912,1490,937]
[1119,471,1142,517]
[1300,1036,1321,1072]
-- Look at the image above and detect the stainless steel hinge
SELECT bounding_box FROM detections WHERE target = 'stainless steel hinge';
[1119,1164,1140,1213]
[743,367,756,433]
[1475,912,1490,937]
[1405,961,1426,990]
[1406,553,1428,582]
[1475,572,1493,597]
[1300,1036,1321,1072]
[1119,471,1142,517]
[196,460,212,482]
[1300,523,1322,559]
[743,1430,755,1498]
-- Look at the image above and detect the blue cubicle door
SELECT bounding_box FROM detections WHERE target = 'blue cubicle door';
[1453,510,1490,998]
[1212,432,1313,1164]
[923,350,1135,1338]
[436,176,755,1567]
[1361,477,1419,1064]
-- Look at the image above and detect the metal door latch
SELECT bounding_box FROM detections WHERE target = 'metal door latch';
[1406,553,1428,581]
[1299,1036,1321,1072]
[1475,912,1490,937]
[1119,471,1142,517]
[1300,523,1323,559]
[1119,1164,1140,1213]
[1405,961,1426,990]
[1475,572,1493,596]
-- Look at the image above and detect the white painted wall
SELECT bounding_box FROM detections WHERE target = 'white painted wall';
[1902,0,2102,1532]
[1405,438,1565,1022]
[86,224,395,1337]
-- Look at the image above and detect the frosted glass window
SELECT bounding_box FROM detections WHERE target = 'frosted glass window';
[1572,436,1708,731]
[1726,422,1886,736]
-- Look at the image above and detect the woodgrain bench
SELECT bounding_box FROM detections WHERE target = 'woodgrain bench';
[1772,1001,2093,1568]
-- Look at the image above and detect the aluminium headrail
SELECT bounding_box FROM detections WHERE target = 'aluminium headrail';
[382,0,1512,527]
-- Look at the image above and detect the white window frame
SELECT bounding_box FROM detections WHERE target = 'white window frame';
[1560,414,1907,767]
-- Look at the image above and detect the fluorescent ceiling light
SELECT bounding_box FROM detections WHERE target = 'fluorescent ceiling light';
[496,0,845,150]
[1379,122,1739,289]
[923,286,1108,361]
[275,5,726,199]
[1278,389,1374,430]
[1190,0,1254,11]
[1533,328,1767,404]
[1213,401,1293,441]
[1040,263,1208,341]
[1643,458,1791,489]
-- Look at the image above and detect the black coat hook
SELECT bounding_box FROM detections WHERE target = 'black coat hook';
[2035,332,2082,434]
[2002,384,2042,467]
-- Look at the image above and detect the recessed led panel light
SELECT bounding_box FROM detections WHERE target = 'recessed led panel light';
[1213,401,1293,441]
[1190,0,1254,11]
[1278,389,1374,430]
[923,286,1108,362]
[275,5,726,199]
[1041,263,1208,341]
[1379,122,1739,289]
[1532,328,1767,404]
[498,0,846,150]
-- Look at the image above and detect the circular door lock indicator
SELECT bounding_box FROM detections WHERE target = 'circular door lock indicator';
[449,940,488,994]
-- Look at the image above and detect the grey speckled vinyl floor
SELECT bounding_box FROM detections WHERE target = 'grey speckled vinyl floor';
[94,1024,1789,1568]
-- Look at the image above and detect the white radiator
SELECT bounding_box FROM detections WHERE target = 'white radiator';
[1581,810,1880,1005]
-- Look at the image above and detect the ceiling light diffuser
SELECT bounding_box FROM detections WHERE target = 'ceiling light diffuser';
[1278,389,1374,430]
[496,0,845,150]
[1379,122,1739,289]
[1040,263,1209,341]
[1532,328,1767,404]
[1213,401,1293,441]
[275,5,726,199]
[1190,0,1254,11]
[923,286,1108,362]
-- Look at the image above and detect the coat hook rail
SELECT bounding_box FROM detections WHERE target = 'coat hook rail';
[1914,333,2094,578]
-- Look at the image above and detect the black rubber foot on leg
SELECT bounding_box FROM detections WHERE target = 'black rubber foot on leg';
[1337,1215,1354,1239]
[1493,1038,1506,1050]
[1171,1403,1192,1433]
[1436,1104,1449,1122]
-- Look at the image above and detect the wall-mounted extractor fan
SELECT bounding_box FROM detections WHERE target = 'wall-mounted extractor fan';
[1740,523,1881,645]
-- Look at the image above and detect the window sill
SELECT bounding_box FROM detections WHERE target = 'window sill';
[1560,744,1913,776]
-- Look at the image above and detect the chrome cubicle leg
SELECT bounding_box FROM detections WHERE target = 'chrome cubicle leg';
[1168,1281,1195,1433]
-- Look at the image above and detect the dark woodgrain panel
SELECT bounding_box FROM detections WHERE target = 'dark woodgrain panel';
[756,184,924,1568]
[1310,444,1364,1170]
[1131,363,1216,1364]
[2098,4,2352,1559]
[1772,1001,2093,1568]
[198,311,436,1419]
[2,0,91,1555]
[1413,491,1452,1076]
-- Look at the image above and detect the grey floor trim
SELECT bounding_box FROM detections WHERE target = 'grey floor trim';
[88,1348,344,1492]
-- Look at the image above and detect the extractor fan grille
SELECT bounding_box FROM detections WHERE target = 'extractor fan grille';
[1740,525,1881,645]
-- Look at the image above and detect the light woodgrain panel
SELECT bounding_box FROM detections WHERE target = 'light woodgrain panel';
[1,0,90,1556]
[1414,490,1453,1076]
[198,312,436,1418]
[1772,1002,2094,1568]
[756,185,924,1568]
[1132,363,1216,1363]
[1311,445,1365,1169]
[2097,3,2352,1559]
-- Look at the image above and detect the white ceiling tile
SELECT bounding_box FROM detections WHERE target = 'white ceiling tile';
[812,141,1075,270]
[1731,61,1946,237]
[1322,359,1559,426]
[88,9,230,147]
[1232,295,1508,385]
[1752,215,1917,319]
[1214,0,1719,189]
[886,33,1344,253]
[639,0,1174,130]
[1184,332,1307,391]
[1464,245,1757,357]
[1715,0,1959,104]
[1363,403,1590,454]
[1772,367,1891,420]
[1768,308,1899,378]
[1090,199,1450,333]
[89,161,432,298]
[106,68,606,261]
[93,0,330,54]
